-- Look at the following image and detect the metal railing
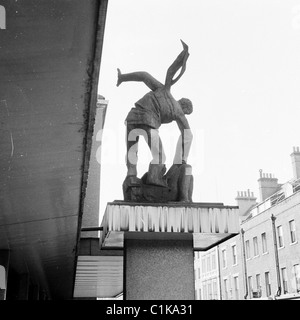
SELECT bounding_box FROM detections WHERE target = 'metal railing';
[250,177,300,218]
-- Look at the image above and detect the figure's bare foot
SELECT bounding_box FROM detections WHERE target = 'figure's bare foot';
[116,68,122,87]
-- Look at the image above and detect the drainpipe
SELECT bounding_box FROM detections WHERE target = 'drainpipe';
[271,214,282,298]
[241,228,248,299]
[217,246,222,300]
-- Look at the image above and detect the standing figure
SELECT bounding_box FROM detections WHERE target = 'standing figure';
[117,40,193,187]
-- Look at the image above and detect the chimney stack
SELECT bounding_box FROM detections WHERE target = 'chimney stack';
[258,169,280,202]
[235,189,257,221]
[291,146,300,180]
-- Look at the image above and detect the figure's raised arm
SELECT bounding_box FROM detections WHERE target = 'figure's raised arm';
[165,40,190,89]
[117,69,163,91]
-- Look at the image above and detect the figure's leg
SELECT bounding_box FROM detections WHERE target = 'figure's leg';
[126,124,140,177]
[117,69,163,91]
[148,128,166,165]
[126,124,152,177]
[142,126,168,187]
[178,164,193,202]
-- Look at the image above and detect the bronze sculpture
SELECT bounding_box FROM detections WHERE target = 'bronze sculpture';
[117,40,194,202]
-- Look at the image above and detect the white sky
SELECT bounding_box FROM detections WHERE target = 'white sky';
[98,0,300,220]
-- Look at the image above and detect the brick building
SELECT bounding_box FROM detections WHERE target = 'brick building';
[194,247,221,300]
[195,147,300,300]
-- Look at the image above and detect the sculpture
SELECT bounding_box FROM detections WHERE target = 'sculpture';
[117,40,194,202]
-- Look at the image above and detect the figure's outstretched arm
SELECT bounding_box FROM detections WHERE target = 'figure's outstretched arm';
[117,69,163,91]
[165,40,190,89]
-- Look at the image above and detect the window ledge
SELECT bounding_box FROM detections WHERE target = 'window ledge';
[290,241,298,246]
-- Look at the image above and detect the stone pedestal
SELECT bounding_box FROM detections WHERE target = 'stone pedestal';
[98,201,240,300]
[124,238,194,300]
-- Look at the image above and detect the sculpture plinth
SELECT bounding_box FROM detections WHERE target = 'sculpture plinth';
[99,201,239,300]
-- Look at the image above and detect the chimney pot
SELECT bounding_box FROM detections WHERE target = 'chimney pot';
[258,172,280,201]
[236,190,257,218]
[291,147,300,179]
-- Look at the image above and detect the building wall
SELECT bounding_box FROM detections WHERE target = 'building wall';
[218,235,244,300]
[242,191,300,298]
[81,97,108,238]
[194,189,300,300]
[194,247,221,300]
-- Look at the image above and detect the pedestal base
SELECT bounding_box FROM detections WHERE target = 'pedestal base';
[90,201,239,300]
[124,238,194,300]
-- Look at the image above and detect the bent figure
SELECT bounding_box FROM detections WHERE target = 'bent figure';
[117,40,193,187]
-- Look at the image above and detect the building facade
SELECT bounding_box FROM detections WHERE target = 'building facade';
[195,147,300,300]
[195,247,221,300]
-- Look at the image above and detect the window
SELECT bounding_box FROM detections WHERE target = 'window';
[203,284,207,300]
[207,256,211,272]
[277,225,284,248]
[261,232,268,253]
[233,276,239,300]
[212,254,216,270]
[281,268,288,294]
[293,264,300,292]
[195,289,198,300]
[245,240,251,259]
[232,245,237,265]
[265,272,271,297]
[212,280,218,300]
[198,267,200,279]
[202,259,206,274]
[253,237,259,256]
[207,282,212,300]
[256,274,261,292]
[224,278,229,300]
[289,220,297,244]
[198,288,202,300]
[222,249,227,268]
[248,276,253,298]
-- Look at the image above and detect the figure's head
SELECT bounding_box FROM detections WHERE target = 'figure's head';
[178,98,193,115]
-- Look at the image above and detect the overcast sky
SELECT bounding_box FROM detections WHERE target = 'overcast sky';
[98,0,300,220]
